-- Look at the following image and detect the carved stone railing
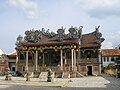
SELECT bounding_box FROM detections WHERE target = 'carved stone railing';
[78,58,99,63]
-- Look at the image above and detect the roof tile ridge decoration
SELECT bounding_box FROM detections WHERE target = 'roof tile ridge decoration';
[68,26,83,40]
[16,26,83,44]
[57,26,65,42]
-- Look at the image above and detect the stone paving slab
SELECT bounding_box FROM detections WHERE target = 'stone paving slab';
[67,74,120,89]
[67,76,110,88]
[0,76,69,88]
[0,74,119,89]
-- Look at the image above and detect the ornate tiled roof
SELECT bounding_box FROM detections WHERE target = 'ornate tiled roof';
[81,32,101,48]
[102,49,120,56]
[16,26,104,48]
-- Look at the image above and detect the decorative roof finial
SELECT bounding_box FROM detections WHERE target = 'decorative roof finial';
[95,25,100,32]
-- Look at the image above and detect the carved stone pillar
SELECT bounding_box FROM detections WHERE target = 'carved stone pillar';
[43,53,44,65]
[98,50,101,75]
[71,49,74,71]
[65,52,67,64]
[35,51,38,71]
[15,51,18,72]
[60,49,63,71]
[74,50,77,72]
[26,51,29,71]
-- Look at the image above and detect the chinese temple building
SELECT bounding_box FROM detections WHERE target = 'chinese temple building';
[15,26,104,77]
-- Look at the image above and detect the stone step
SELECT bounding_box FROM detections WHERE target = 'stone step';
[62,72,70,78]
[55,71,63,78]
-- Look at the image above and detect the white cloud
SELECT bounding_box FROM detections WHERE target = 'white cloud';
[102,31,120,49]
[102,41,113,49]
[76,0,120,18]
[7,0,38,19]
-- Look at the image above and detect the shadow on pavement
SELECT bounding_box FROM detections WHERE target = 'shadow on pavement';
[101,74,120,89]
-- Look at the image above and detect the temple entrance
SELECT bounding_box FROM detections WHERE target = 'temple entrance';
[11,66,15,71]
[87,66,92,75]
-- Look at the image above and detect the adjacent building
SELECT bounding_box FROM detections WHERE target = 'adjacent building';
[101,49,120,67]
[15,26,104,77]
[7,52,16,72]
[0,49,8,75]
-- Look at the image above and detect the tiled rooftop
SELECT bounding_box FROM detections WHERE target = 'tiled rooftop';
[102,49,120,56]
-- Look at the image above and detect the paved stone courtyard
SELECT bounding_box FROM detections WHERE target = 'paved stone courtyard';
[0,74,119,90]
[67,74,120,89]
[0,76,68,87]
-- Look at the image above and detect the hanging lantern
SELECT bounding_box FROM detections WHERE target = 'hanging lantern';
[74,45,76,49]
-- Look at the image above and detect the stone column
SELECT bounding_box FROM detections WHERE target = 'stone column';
[98,50,101,75]
[43,53,44,65]
[60,49,63,71]
[15,51,19,72]
[78,49,81,71]
[78,49,80,60]
[71,49,74,71]
[35,51,38,71]
[74,50,77,72]
[26,51,29,71]
[65,52,67,64]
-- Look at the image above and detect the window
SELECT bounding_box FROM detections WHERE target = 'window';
[111,57,114,61]
[107,57,109,62]
[87,52,91,58]
[12,67,15,71]
[104,57,106,62]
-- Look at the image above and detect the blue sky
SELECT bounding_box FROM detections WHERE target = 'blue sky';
[0,0,120,54]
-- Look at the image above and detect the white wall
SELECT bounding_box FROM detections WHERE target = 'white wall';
[102,56,115,67]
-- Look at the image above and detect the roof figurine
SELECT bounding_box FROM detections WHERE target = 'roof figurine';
[24,29,42,43]
[94,25,105,44]
[16,35,24,43]
[78,26,83,39]
[95,25,100,33]
[15,26,104,48]
[68,26,78,39]
[57,26,65,41]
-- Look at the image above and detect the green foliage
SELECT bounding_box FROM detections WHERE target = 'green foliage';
[107,63,116,69]
[102,63,117,76]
